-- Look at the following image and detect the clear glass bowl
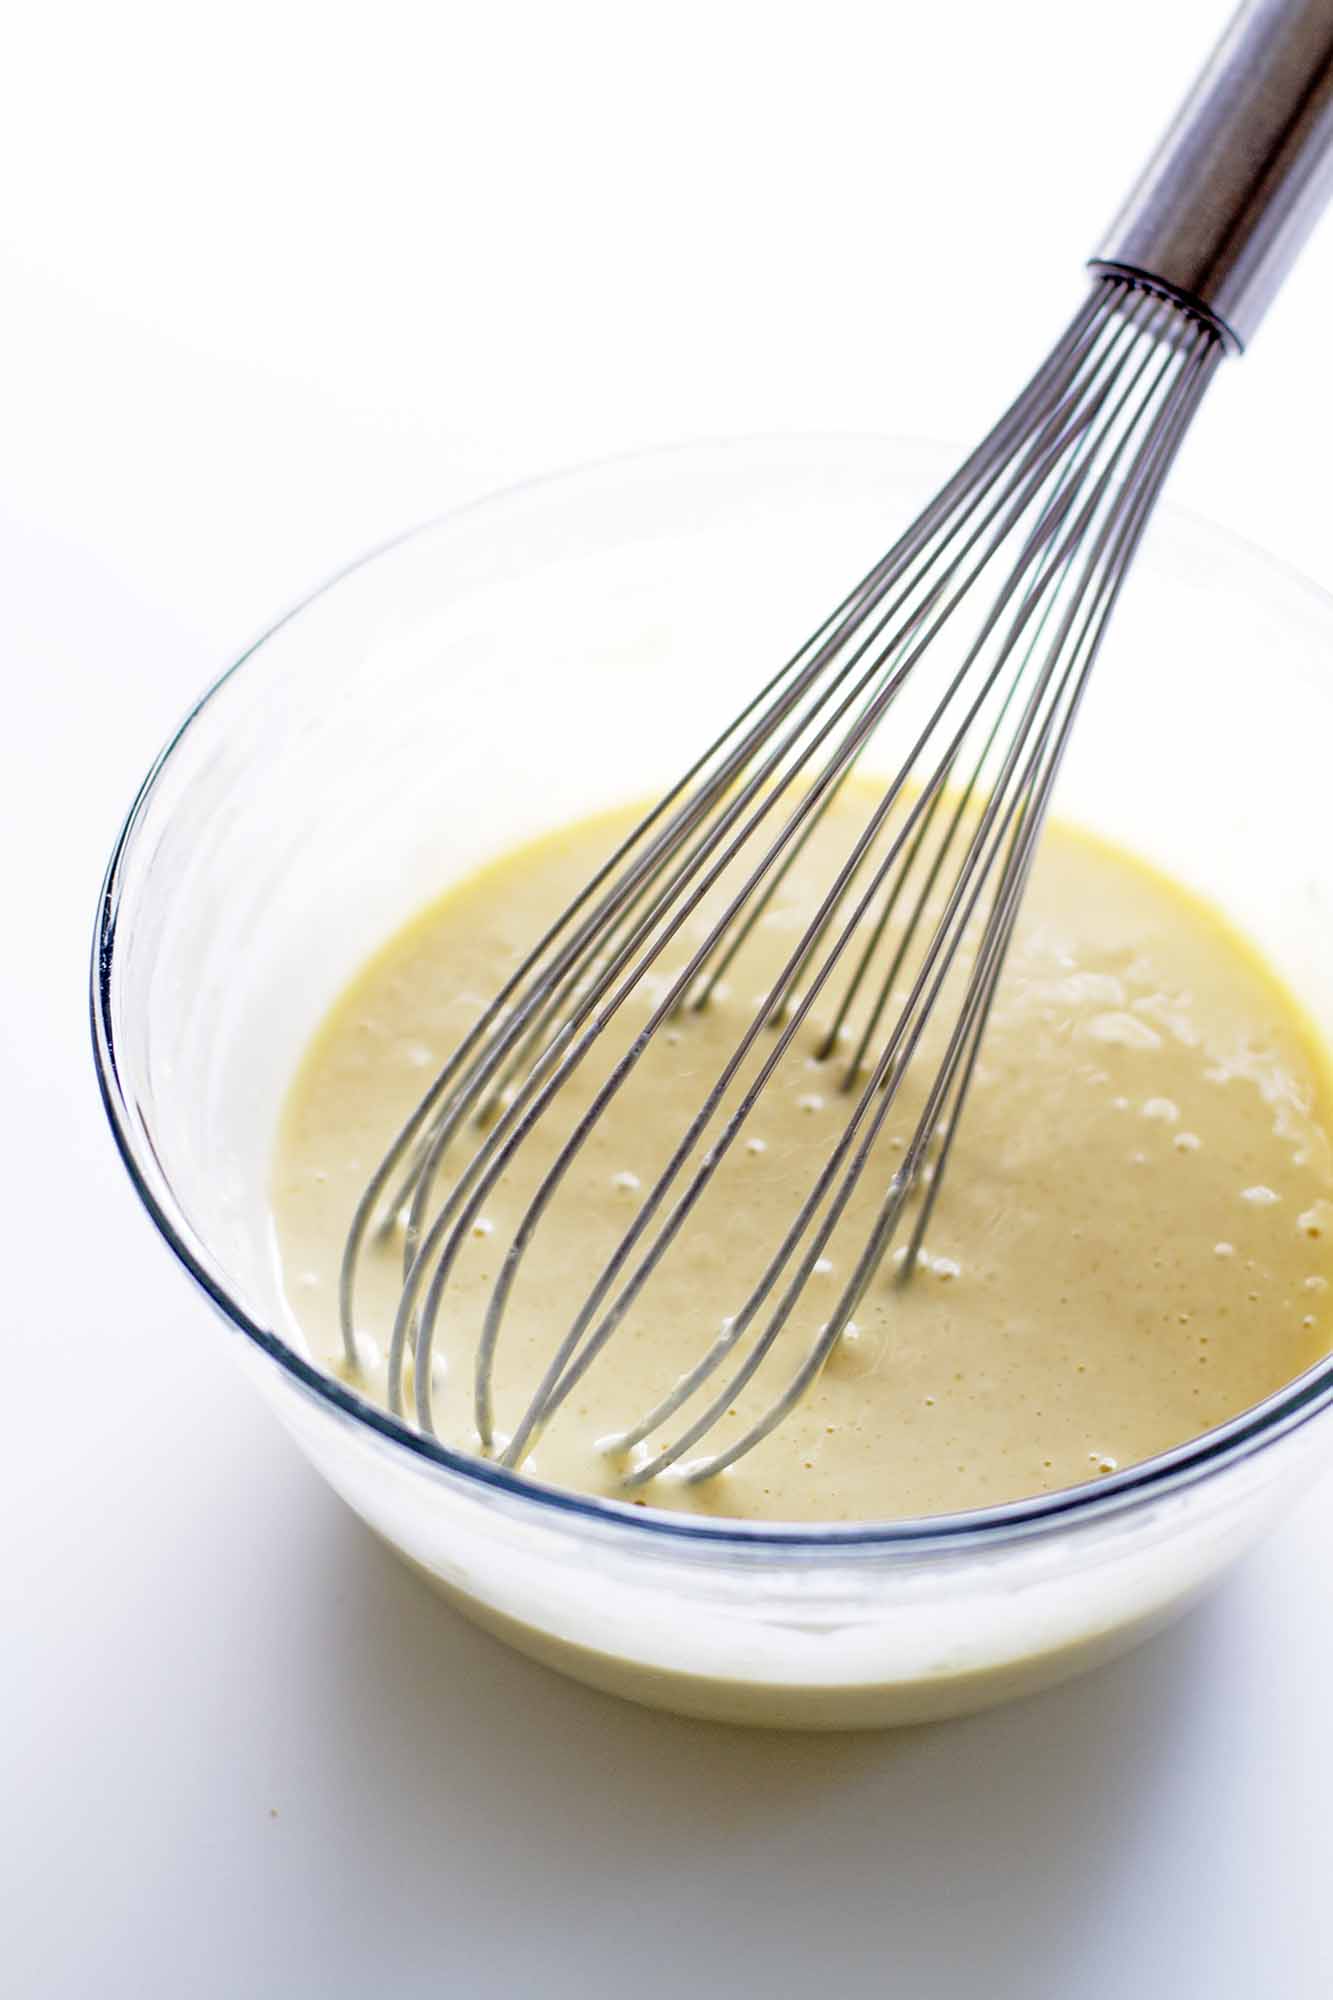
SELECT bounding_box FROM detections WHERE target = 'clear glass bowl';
[93,437,1333,1728]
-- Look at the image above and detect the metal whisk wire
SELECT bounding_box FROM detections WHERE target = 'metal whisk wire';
[338,274,1223,1484]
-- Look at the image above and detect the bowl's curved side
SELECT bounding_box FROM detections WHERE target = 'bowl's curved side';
[90,433,1333,1613]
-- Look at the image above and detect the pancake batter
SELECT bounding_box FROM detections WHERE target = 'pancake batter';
[273,794,1333,1522]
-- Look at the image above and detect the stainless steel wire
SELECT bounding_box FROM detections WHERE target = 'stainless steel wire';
[339,272,1225,1487]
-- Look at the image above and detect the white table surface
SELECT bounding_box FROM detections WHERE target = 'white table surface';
[6,3,1333,1992]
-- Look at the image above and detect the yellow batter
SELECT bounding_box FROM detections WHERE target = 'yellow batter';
[272,793,1333,1523]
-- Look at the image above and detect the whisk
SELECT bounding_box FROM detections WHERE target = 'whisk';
[342,0,1333,1488]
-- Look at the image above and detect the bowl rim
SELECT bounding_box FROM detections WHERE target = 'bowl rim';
[90,431,1333,1552]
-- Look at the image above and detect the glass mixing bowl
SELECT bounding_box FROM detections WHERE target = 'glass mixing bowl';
[93,437,1333,1729]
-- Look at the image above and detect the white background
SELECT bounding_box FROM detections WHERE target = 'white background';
[5,2,1333,1993]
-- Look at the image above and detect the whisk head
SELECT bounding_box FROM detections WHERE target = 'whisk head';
[340,273,1224,1490]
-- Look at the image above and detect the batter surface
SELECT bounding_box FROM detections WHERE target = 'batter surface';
[273,795,1333,1522]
